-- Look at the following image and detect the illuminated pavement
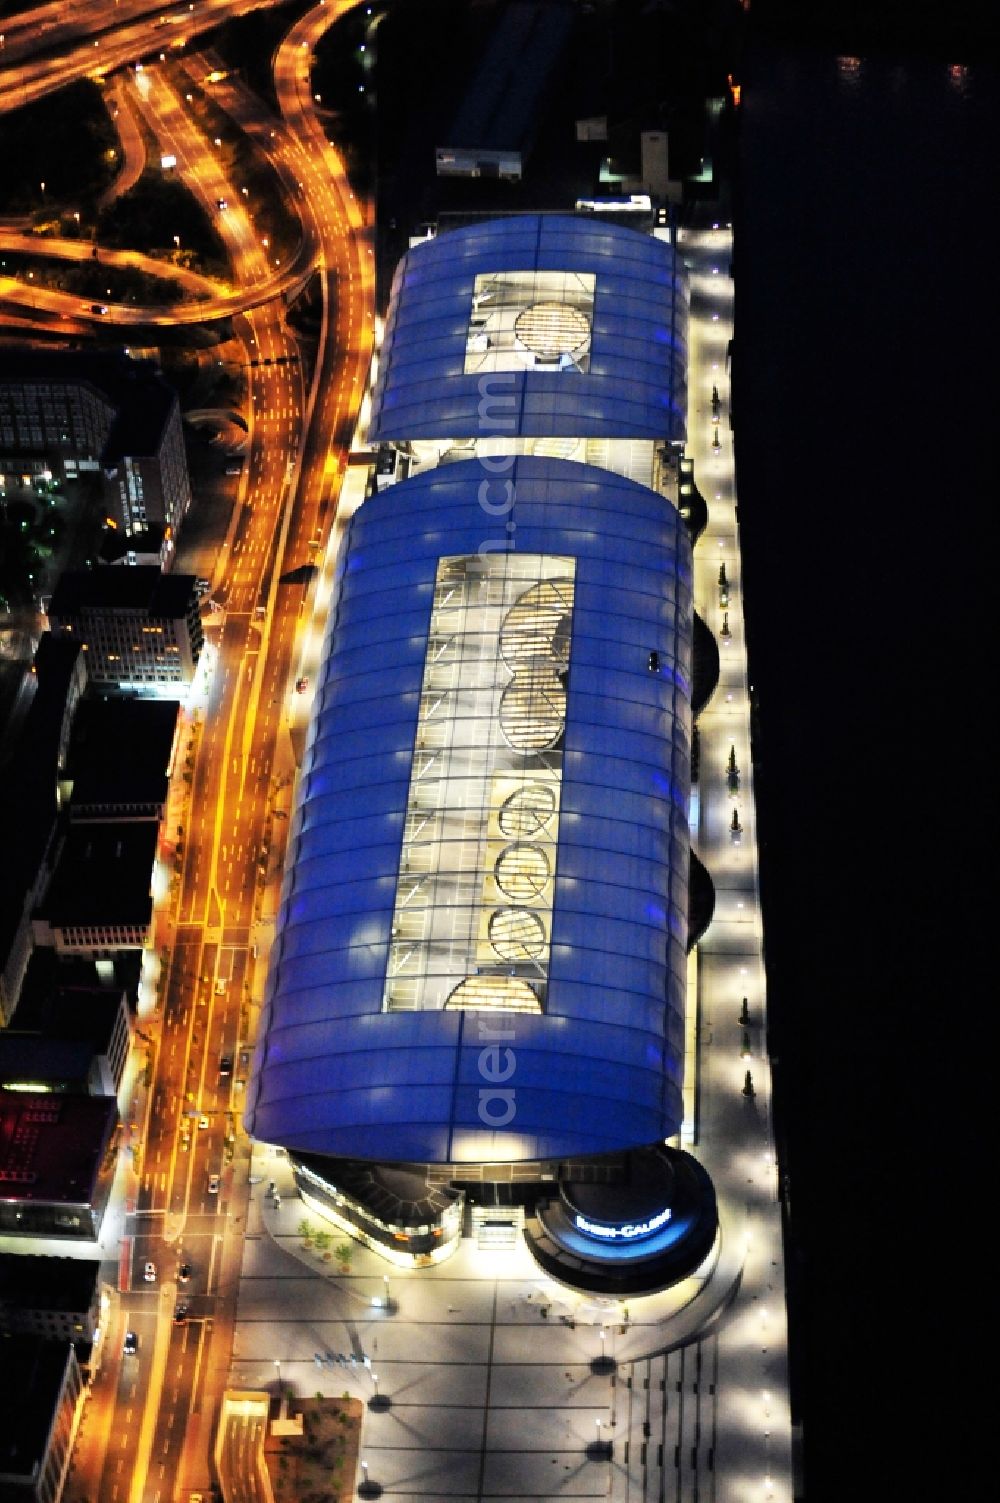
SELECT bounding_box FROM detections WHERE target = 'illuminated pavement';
[0,0,283,115]
[222,225,793,1503]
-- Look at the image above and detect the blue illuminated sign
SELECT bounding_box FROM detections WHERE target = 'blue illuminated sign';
[575,1207,672,1241]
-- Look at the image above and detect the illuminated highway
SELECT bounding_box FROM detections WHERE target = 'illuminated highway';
[0,0,284,114]
[98,76,150,207]
[0,3,372,1499]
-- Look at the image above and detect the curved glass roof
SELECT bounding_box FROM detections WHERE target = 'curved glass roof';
[368,216,688,443]
[247,458,693,1165]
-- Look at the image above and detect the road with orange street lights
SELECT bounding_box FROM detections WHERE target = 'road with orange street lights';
[0,0,283,115]
[1,4,373,1500]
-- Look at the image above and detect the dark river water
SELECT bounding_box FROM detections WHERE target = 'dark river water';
[734,34,994,1491]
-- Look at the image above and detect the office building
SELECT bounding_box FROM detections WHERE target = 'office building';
[62,697,181,822]
[0,349,191,546]
[32,821,158,956]
[0,1091,117,1240]
[0,1255,104,1348]
[0,1336,84,1503]
[0,637,86,1026]
[45,567,204,691]
[10,961,131,1099]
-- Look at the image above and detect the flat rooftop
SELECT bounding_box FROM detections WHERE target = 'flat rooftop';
[0,347,178,460]
[0,1253,101,1313]
[0,635,81,971]
[38,821,157,928]
[12,971,127,1057]
[66,697,180,810]
[0,1335,74,1482]
[0,1034,96,1089]
[0,1092,116,1205]
[47,566,197,620]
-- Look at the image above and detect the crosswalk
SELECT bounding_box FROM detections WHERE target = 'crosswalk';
[611,1333,720,1503]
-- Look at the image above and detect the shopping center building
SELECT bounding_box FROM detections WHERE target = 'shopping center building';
[247,216,720,1294]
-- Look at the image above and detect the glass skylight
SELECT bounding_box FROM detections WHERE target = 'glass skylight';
[464,271,595,375]
[383,553,576,1014]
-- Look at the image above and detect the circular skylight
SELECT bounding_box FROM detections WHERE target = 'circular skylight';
[489,907,547,961]
[514,302,591,359]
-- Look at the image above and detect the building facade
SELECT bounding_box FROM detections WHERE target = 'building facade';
[0,1092,117,1240]
[0,1255,104,1347]
[45,568,204,691]
[0,638,85,1027]
[32,821,158,958]
[0,1337,84,1503]
[0,350,191,546]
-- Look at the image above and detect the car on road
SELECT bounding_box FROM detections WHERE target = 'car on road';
[123,1330,139,1356]
[178,1262,192,1284]
[173,1304,189,1325]
[219,1054,233,1078]
[295,676,309,692]
[90,303,108,314]
[143,1261,156,1283]
[207,1173,221,1195]
[215,977,226,995]
[198,1115,210,1130]
[216,197,228,209]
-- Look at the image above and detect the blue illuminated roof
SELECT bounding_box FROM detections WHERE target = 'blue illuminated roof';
[368,216,688,443]
[247,458,694,1165]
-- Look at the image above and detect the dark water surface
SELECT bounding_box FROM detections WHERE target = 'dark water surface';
[735,38,994,1491]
